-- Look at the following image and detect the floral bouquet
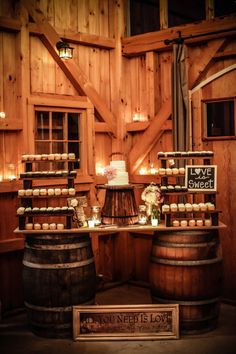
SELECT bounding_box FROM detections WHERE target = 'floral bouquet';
[68,196,88,227]
[141,183,164,217]
[104,165,117,181]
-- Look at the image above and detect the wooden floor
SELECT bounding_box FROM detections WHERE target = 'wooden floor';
[0,284,236,354]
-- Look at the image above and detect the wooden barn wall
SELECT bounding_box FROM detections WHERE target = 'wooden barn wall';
[0,0,236,314]
[191,39,236,301]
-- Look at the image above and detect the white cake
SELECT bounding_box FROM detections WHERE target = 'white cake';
[107,160,129,186]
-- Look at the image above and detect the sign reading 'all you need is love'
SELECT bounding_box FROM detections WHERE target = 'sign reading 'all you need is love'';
[73,304,179,340]
[185,165,217,192]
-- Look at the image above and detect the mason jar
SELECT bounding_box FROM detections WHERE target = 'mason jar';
[91,206,101,226]
[138,205,147,225]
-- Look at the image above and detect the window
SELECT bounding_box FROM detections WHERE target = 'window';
[214,0,236,17]
[203,99,236,139]
[168,0,205,28]
[129,0,160,36]
[35,108,81,169]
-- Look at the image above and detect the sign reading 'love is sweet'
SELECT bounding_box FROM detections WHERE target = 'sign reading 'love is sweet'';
[185,165,217,192]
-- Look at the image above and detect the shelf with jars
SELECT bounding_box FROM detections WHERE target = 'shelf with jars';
[157,150,220,228]
[16,153,78,230]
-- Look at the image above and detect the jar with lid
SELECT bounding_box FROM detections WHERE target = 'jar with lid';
[91,206,101,226]
[138,205,147,225]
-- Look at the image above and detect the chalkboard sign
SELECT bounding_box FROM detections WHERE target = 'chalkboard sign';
[185,165,217,192]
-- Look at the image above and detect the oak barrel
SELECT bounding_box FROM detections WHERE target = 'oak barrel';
[23,233,96,338]
[101,185,138,225]
[149,230,223,334]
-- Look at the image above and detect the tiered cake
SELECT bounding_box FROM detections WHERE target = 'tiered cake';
[107,160,129,186]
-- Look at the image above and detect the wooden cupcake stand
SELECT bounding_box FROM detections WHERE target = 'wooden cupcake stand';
[15,151,226,337]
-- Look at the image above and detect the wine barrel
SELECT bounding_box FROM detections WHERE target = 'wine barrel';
[149,230,223,334]
[101,185,138,225]
[23,233,96,338]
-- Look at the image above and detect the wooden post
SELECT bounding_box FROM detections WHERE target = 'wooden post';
[206,0,214,20]
[160,0,168,30]
[109,0,126,156]
[15,2,30,155]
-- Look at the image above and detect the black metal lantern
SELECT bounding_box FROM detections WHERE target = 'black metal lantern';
[56,41,74,59]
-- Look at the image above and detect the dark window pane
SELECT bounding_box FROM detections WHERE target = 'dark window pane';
[68,113,79,140]
[130,0,160,36]
[68,142,80,169]
[168,0,205,28]
[35,112,49,140]
[214,0,236,17]
[206,100,234,137]
[52,112,64,140]
[35,142,51,170]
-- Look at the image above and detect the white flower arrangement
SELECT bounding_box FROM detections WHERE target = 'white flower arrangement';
[141,183,164,216]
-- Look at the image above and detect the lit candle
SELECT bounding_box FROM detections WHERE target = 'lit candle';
[0,112,6,119]
[151,219,158,227]
[139,167,147,175]
[138,216,147,225]
[150,164,157,175]
[96,163,105,176]
[88,219,95,228]
[133,113,140,122]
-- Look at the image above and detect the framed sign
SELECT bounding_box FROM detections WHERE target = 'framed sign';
[185,165,217,192]
[73,304,179,341]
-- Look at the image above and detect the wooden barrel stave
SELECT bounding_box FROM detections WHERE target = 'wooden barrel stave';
[23,233,96,338]
[101,187,138,225]
[149,230,223,334]
[152,295,220,334]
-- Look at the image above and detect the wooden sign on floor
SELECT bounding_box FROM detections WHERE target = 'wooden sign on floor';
[73,304,179,341]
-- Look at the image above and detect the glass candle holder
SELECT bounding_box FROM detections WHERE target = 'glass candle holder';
[88,219,95,228]
[151,218,158,227]
[138,205,147,225]
[91,206,101,226]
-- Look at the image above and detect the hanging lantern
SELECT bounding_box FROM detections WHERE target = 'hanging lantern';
[56,41,74,59]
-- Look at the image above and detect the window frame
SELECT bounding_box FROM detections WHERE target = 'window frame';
[34,107,83,170]
[202,97,236,141]
[27,96,94,183]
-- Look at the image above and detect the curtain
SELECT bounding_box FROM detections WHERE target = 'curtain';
[172,43,189,152]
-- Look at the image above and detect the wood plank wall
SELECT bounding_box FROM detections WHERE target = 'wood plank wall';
[0,0,236,313]
[191,45,236,301]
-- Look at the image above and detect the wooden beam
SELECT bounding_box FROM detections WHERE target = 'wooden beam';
[213,50,236,59]
[145,52,156,119]
[126,121,150,132]
[28,23,116,50]
[126,119,171,133]
[129,98,171,174]
[122,14,236,56]
[21,0,117,137]
[0,16,21,32]
[189,38,227,89]
[28,94,92,109]
[0,118,23,130]
[95,122,113,133]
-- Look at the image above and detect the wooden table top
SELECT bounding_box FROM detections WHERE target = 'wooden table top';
[14,221,226,234]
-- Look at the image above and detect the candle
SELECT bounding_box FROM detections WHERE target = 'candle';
[88,219,95,228]
[139,167,147,175]
[139,216,147,225]
[151,219,158,227]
